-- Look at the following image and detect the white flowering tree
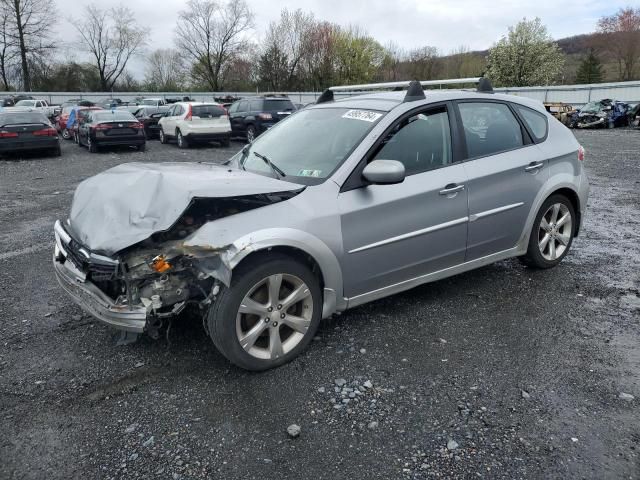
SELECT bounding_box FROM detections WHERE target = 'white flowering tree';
[487,18,565,87]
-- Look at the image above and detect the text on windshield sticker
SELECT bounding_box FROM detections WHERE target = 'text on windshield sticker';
[342,110,382,122]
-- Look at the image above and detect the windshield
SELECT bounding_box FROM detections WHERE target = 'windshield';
[235,107,384,184]
[264,99,294,111]
[581,101,602,114]
[15,100,36,107]
[0,112,48,126]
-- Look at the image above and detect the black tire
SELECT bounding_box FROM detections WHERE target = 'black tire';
[138,143,146,152]
[52,145,62,157]
[220,136,230,147]
[246,125,256,143]
[177,130,189,149]
[520,194,576,269]
[88,137,98,153]
[207,254,322,371]
[159,128,168,144]
[61,128,71,140]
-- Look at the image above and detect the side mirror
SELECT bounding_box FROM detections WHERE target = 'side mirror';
[362,160,405,185]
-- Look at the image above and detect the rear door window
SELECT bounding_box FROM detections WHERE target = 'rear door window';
[458,102,524,158]
[514,104,548,142]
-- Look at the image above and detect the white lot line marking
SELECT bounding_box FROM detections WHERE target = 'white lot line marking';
[0,243,50,260]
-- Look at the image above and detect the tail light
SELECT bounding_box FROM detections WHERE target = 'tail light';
[0,131,18,138]
[258,113,272,120]
[578,145,585,162]
[222,106,229,118]
[185,104,193,121]
[92,123,111,131]
[33,127,58,137]
[131,122,144,129]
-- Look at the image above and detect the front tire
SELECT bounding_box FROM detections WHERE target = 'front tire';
[159,128,167,144]
[61,128,71,140]
[520,194,575,269]
[207,254,322,371]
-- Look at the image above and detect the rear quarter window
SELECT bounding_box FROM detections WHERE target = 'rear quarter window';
[514,104,548,142]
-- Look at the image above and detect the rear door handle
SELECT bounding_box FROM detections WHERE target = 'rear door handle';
[439,184,465,195]
[525,161,544,172]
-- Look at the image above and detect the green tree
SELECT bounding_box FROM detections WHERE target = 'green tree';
[257,45,289,90]
[487,17,565,87]
[575,49,603,84]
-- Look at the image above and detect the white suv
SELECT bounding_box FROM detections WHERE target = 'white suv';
[158,102,232,148]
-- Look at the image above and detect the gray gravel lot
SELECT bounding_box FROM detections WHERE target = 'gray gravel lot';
[0,131,639,479]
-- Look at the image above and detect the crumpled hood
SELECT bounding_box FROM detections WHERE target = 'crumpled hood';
[68,162,303,255]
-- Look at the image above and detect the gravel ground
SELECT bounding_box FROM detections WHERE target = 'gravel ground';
[0,131,638,479]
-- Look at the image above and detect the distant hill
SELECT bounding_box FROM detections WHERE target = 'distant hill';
[437,31,634,84]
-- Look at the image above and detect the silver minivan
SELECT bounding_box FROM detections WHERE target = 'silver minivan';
[54,79,589,370]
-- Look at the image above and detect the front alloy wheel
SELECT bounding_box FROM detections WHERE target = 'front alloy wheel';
[207,254,322,371]
[236,274,313,360]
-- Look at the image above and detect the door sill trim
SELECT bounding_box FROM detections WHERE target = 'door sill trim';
[345,246,521,309]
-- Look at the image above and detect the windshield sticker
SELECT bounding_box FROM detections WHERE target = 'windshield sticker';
[298,169,322,177]
[342,110,383,122]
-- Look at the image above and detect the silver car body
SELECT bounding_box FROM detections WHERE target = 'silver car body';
[54,89,589,332]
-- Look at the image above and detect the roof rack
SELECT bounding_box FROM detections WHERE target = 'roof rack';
[329,77,482,92]
[316,77,492,104]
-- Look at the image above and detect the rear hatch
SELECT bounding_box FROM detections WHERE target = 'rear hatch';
[188,104,230,132]
[263,99,295,123]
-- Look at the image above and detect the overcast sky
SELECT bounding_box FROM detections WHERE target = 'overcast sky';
[54,0,626,79]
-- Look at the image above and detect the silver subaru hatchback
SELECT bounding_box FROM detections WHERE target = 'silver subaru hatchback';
[53,79,589,370]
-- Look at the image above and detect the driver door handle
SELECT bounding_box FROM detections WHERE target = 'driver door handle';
[439,184,465,195]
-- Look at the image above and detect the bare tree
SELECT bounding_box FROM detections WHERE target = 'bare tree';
[175,0,253,91]
[1,0,56,91]
[408,46,440,80]
[75,4,146,91]
[597,7,640,81]
[145,49,185,91]
[0,4,18,90]
[265,9,314,89]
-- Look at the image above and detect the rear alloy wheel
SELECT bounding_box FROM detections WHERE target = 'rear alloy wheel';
[61,128,71,140]
[208,255,322,371]
[520,194,575,269]
[159,128,167,144]
[246,125,256,143]
[177,130,189,149]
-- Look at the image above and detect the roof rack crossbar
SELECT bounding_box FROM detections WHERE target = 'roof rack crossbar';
[329,77,482,92]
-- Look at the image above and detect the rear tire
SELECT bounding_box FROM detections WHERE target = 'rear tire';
[177,130,189,149]
[520,194,575,269]
[138,143,146,152]
[246,125,256,143]
[52,145,62,157]
[61,129,71,140]
[207,254,322,371]
[220,136,230,147]
[88,137,98,153]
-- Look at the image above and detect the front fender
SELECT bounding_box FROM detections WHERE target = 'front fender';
[186,227,345,317]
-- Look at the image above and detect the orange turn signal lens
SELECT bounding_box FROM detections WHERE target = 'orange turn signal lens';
[152,255,171,273]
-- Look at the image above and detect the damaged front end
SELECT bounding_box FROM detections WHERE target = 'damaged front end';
[53,192,299,335]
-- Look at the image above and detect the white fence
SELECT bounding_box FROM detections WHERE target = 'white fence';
[5,80,640,107]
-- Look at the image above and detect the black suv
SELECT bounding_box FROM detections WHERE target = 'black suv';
[228,95,296,142]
